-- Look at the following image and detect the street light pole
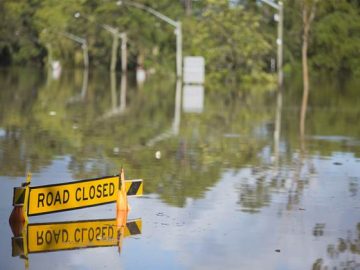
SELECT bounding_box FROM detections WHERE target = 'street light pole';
[176,22,182,79]
[120,33,127,73]
[110,28,119,72]
[74,12,127,73]
[260,0,283,86]
[117,1,182,78]
[277,2,284,87]
[61,32,89,69]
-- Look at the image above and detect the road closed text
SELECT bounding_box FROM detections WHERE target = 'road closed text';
[27,220,118,252]
[28,176,119,215]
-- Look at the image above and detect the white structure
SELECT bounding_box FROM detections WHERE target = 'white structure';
[51,60,62,80]
[183,56,205,84]
[182,84,204,113]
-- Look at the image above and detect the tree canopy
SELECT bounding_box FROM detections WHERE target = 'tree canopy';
[0,0,359,82]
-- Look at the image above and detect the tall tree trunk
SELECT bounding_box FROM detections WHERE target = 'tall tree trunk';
[300,0,317,139]
[300,20,309,139]
[185,0,192,16]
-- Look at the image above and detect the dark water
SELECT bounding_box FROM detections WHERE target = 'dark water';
[0,68,360,269]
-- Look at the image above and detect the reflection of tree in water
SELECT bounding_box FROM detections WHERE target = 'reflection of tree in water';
[236,89,316,214]
[237,172,272,213]
[0,69,275,207]
[349,177,359,197]
[313,223,325,237]
[0,69,92,176]
[127,90,273,207]
[285,149,315,211]
[285,76,360,159]
[312,223,360,270]
[0,69,46,176]
[237,76,360,214]
[1,70,360,212]
[236,154,315,213]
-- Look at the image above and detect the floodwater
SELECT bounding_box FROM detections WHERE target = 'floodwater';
[0,68,360,269]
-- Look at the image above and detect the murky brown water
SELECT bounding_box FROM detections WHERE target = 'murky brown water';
[1,68,360,269]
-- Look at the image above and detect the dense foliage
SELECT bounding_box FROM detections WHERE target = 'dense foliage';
[0,0,359,81]
[284,0,360,76]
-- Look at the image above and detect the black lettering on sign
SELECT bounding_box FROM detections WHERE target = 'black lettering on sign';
[76,187,81,201]
[65,225,115,244]
[70,183,116,203]
[81,228,87,241]
[54,230,60,243]
[89,185,95,199]
[46,192,53,206]
[109,226,114,238]
[38,193,45,207]
[109,183,115,196]
[95,227,101,239]
[101,226,107,239]
[96,185,102,198]
[36,229,69,247]
[88,228,94,241]
[82,187,88,201]
[63,190,69,203]
[54,191,61,205]
[75,228,81,242]
[103,183,108,197]
[45,231,52,244]
[63,229,69,242]
[37,231,44,245]
[38,190,71,207]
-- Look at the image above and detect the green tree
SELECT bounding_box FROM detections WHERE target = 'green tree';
[312,0,360,75]
[33,0,84,67]
[0,1,42,66]
[284,0,360,76]
[185,0,275,88]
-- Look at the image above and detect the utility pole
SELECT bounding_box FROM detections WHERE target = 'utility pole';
[117,1,182,78]
[260,0,284,86]
[277,2,284,87]
[62,32,89,69]
[120,33,127,73]
[175,22,182,78]
[74,12,127,73]
[110,28,119,72]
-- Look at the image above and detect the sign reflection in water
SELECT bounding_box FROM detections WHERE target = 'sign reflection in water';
[11,218,141,254]
[10,215,141,268]
[182,84,204,114]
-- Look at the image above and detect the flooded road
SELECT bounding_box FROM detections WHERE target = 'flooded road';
[1,68,360,269]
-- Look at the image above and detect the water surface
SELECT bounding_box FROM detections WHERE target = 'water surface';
[1,68,360,269]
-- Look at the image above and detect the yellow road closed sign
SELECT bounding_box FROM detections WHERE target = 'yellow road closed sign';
[27,176,119,216]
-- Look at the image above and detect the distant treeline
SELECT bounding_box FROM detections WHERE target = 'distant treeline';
[0,0,359,81]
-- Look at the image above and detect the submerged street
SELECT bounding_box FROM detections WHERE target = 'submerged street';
[0,69,359,269]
